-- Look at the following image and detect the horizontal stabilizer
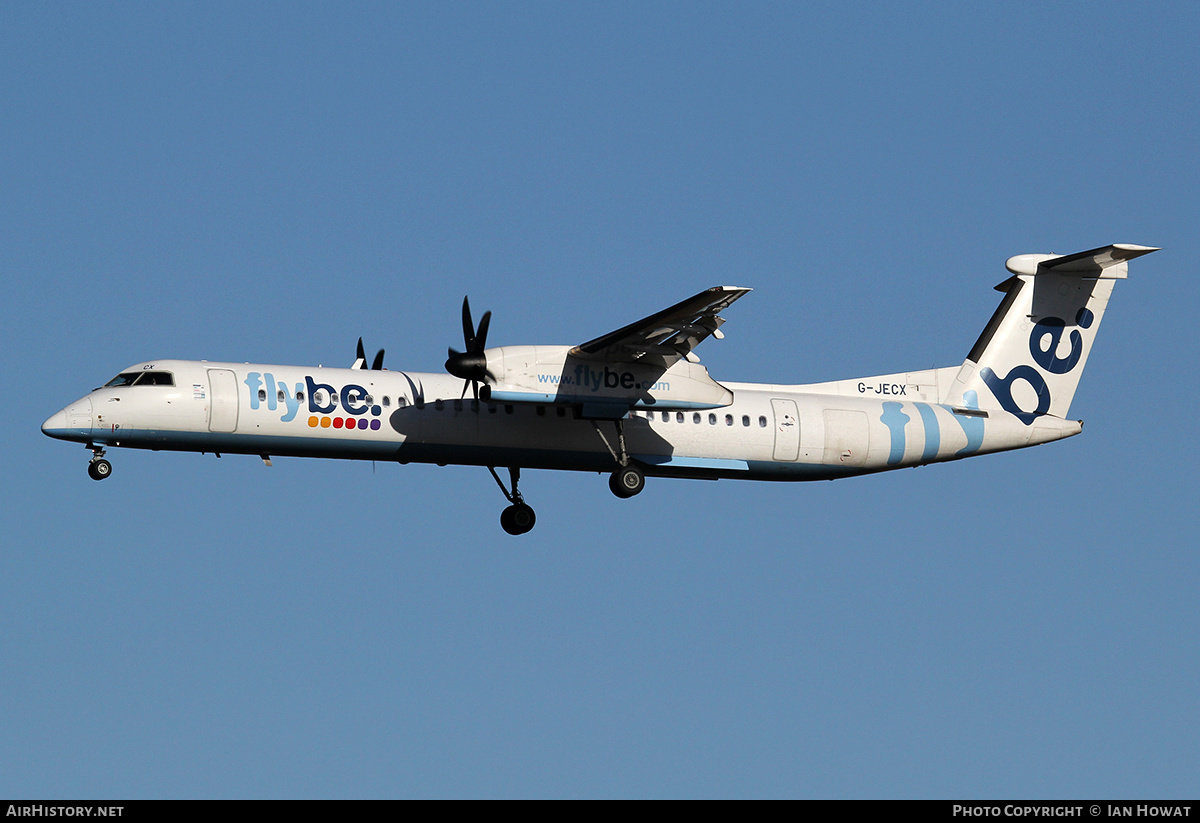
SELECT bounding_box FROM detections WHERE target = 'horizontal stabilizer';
[1006,244,1159,278]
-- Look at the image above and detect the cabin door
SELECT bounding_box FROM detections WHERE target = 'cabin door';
[771,399,800,461]
[207,369,239,433]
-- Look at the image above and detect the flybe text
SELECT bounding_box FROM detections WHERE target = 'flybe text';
[537,366,669,393]
[242,373,384,422]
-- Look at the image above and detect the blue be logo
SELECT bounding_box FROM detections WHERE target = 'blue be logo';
[981,308,1094,425]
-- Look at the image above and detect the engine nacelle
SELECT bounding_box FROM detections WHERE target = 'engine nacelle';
[479,345,733,412]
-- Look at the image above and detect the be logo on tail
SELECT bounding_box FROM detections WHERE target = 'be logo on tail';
[981,307,1095,425]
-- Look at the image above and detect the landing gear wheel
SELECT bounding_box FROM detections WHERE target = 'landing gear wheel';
[609,465,644,498]
[500,503,536,535]
[88,459,112,481]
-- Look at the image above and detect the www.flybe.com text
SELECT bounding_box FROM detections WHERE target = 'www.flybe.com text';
[537,365,669,393]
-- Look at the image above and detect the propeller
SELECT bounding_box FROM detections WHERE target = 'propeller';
[444,296,494,399]
[355,337,386,370]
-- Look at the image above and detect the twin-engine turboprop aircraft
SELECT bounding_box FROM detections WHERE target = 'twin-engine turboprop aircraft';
[43,243,1157,534]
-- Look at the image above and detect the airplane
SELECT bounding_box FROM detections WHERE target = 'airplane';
[43,243,1157,535]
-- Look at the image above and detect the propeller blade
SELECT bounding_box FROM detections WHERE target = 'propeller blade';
[475,310,491,352]
[372,349,385,370]
[461,296,475,351]
[356,338,367,369]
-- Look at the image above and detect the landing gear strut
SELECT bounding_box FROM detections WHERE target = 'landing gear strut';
[87,445,112,481]
[592,419,646,499]
[489,466,536,535]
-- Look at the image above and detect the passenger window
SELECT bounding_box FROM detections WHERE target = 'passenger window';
[662,412,670,422]
[537,407,546,417]
[676,412,684,423]
[277,390,285,403]
[435,400,444,411]
[759,415,768,427]
[396,397,407,408]
[454,399,463,412]
[709,413,717,425]
[258,389,267,401]
[693,413,701,424]
[725,414,733,426]
[382,396,390,407]
[742,415,750,427]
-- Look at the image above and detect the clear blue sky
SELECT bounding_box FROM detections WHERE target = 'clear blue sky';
[4,1,1197,798]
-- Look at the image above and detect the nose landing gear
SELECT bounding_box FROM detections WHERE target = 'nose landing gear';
[87,445,112,481]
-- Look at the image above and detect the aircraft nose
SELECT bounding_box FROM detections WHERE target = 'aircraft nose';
[41,409,68,437]
[42,397,92,441]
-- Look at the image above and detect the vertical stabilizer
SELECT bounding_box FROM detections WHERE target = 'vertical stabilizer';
[943,244,1157,423]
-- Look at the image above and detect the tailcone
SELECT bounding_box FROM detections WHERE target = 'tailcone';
[1029,416,1084,445]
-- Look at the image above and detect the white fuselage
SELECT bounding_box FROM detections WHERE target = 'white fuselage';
[42,359,1082,481]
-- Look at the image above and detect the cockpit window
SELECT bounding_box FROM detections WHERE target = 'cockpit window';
[104,373,141,387]
[103,371,175,387]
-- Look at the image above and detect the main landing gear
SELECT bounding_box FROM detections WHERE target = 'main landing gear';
[86,445,112,481]
[592,419,646,500]
[485,418,647,534]
[489,466,536,536]
[609,464,644,498]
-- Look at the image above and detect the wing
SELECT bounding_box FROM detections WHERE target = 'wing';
[570,286,751,368]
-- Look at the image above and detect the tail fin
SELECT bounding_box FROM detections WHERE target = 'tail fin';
[944,243,1158,423]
